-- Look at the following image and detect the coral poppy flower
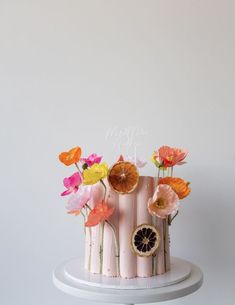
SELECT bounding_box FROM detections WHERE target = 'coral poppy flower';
[152,146,187,168]
[66,186,91,215]
[158,146,188,167]
[61,172,82,196]
[83,163,108,185]
[81,153,102,167]
[159,177,191,199]
[108,161,139,194]
[148,184,179,219]
[59,146,82,166]
[85,202,114,227]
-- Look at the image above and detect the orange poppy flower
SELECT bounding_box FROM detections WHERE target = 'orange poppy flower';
[85,202,114,227]
[158,177,191,199]
[59,146,82,166]
[108,161,139,194]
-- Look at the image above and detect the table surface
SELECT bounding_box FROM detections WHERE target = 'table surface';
[53,257,203,304]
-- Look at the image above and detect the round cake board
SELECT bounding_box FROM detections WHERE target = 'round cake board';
[64,257,191,290]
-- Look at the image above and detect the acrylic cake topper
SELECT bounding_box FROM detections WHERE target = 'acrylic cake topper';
[105,125,148,166]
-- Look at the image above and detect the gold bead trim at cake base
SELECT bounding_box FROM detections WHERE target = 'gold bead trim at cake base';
[131,224,160,257]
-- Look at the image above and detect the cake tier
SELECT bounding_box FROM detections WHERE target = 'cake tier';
[84,176,170,279]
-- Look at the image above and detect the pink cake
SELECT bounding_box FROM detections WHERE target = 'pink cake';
[58,146,190,279]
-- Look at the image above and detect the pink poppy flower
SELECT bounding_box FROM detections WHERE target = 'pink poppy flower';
[61,172,82,196]
[81,153,102,167]
[127,156,147,168]
[66,186,91,215]
[148,184,179,219]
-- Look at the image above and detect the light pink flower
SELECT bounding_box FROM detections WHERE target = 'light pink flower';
[81,153,102,167]
[148,184,179,219]
[127,156,147,168]
[61,172,82,196]
[66,186,91,215]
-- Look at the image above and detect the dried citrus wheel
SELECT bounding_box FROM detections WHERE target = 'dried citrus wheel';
[131,224,160,257]
[107,161,139,194]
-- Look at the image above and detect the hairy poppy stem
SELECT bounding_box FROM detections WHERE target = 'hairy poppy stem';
[156,168,160,187]
[85,203,92,211]
[105,220,120,276]
[80,209,86,234]
[100,179,107,202]
[163,219,167,271]
[99,179,107,274]
[85,207,92,271]
[75,162,82,174]
[99,221,105,274]
[168,210,179,225]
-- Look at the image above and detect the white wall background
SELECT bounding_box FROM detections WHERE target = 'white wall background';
[1,0,235,304]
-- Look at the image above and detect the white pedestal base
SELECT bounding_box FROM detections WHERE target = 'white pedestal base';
[53,256,203,304]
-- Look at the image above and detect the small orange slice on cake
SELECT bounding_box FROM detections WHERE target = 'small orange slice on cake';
[131,224,160,257]
[107,160,139,194]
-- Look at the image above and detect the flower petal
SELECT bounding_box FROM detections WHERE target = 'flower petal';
[83,163,108,185]
[61,189,72,196]
[59,146,82,166]
[85,202,114,227]
[148,184,179,218]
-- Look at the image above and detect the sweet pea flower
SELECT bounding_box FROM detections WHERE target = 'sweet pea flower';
[66,186,91,215]
[61,172,82,196]
[81,153,102,167]
[127,156,147,168]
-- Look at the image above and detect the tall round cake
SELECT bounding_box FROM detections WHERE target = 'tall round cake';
[58,146,191,279]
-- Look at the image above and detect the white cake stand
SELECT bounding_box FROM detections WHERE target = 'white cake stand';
[53,257,203,305]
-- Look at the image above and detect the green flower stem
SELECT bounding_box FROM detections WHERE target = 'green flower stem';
[153,168,161,273]
[85,206,92,271]
[75,162,82,174]
[163,218,167,271]
[80,209,86,234]
[105,220,120,276]
[85,203,92,211]
[99,221,105,274]
[168,210,179,225]
[156,167,160,187]
[99,179,107,274]
[167,167,170,176]
[152,217,157,275]
[100,179,107,202]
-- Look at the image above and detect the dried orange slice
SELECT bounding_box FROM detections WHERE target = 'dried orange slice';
[131,224,160,257]
[107,161,139,194]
